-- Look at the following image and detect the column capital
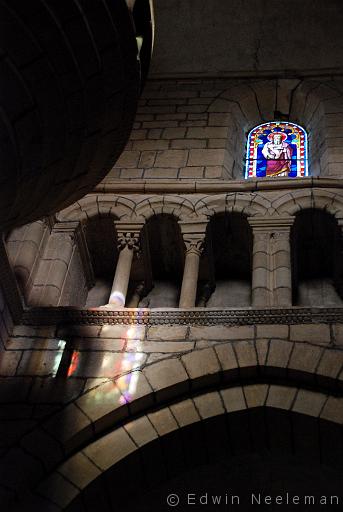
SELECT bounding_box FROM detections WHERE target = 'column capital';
[178,219,208,234]
[51,220,81,237]
[183,237,205,255]
[178,219,207,255]
[115,222,144,252]
[248,215,295,233]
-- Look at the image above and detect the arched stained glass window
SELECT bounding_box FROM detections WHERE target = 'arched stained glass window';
[245,121,308,179]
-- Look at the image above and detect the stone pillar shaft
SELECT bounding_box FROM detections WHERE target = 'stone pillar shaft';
[251,231,271,307]
[30,222,79,306]
[7,220,47,294]
[109,246,134,306]
[126,282,145,308]
[271,230,293,306]
[179,244,202,308]
[249,217,294,307]
[107,224,142,308]
[178,220,207,308]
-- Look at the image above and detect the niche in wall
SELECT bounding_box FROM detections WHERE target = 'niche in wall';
[200,213,252,307]
[85,217,118,308]
[138,214,184,308]
[291,209,343,306]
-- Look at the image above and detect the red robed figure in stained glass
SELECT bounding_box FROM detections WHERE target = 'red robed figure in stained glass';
[262,132,292,177]
[245,121,308,179]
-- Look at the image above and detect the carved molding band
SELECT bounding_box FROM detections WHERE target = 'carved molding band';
[22,306,343,326]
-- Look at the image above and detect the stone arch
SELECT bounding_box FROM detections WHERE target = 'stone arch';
[290,207,343,307]
[195,193,271,217]
[205,80,311,179]
[134,195,195,221]
[202,210,253,307]
[206,78,343,180]
[208,82,275,132]
[29,383,343,511]
[273,189,343,219]
[290,79,343,129]
[207,83,266,179]
[4,334,343,510]
[56,195,136,223]
[290,79,343,177]
[138,212,185,307]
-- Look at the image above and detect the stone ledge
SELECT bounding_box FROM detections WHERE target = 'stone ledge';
[94,177,343,194]
[22,306,343,327]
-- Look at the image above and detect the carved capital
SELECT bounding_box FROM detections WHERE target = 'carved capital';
[51,221,81,240]
[117,231,140,252]
[115,222,144,253]
[184,237,205,256]
[249,216,294,244]
[248,216,295,231]
[179,219,207,256]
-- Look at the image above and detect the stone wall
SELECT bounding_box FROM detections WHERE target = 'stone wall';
[3,76,343,512]
[1,319,343,509]
[106,77,343,181]
[6,181,343,310]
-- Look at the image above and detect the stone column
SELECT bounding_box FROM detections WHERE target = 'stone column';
[126,281,145,308]
[248,226,271,307]
[248,217,294,307]
[29,221,80,306]
[108,224,142,308]
[6,220,48,295]
[178,220,207,308]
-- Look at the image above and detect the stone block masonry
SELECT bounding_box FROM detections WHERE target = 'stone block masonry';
[111,79,240,180]
[108,77,343,182]
[1,313,343,507]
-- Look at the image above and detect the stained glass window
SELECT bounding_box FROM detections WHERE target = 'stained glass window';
[245,121,308,179]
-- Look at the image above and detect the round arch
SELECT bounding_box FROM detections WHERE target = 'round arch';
[57,195,136,223]
[134,195,195,221]
[272,189,343,219]
[3,337,343,511]
[194,193,271,218]
[29,384,343,511]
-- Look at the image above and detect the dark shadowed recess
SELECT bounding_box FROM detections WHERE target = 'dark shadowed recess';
[66,408,343,512]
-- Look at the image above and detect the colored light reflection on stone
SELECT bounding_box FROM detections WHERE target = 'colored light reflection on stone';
[51,340,66,377]
[109,290,125,307]
[117,323,144,405]
[67,350,80,377]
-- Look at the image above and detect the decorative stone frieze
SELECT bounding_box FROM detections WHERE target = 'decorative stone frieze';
[21,305,343,327]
